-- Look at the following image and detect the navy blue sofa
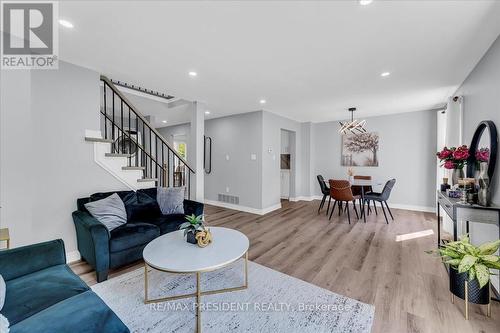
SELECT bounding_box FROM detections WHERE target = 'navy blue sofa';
[0,239,129,333]
[73,187,204,282]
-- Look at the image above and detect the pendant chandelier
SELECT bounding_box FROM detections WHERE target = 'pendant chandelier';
[338,107,367,135]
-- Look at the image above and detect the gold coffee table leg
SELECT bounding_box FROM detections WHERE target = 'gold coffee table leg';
[144,264,149,302]
[144,252,249,333]
[196,272,201,333]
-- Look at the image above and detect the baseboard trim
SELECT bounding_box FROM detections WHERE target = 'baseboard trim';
[204,200,282,215]
[388,203,435,213]
[66,250,81,264]
[291,196,435,213]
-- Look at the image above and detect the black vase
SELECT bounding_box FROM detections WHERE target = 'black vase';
[186,232,197,244]
[449,267,489,304]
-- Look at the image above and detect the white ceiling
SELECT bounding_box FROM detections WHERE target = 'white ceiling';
[120,88,192,128]
[59,0,500,123]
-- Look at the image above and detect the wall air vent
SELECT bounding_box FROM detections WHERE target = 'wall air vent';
[218,194,239,205]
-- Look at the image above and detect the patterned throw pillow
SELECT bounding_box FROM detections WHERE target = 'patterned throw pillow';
[157,187,185,215]
[84,193,127,232]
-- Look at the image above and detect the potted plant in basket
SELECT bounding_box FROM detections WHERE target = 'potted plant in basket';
[179,214,206,244]
[436,145,470,185]
[427,235,500,319]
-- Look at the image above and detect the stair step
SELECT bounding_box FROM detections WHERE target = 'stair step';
[138,178,157,182]
[122,166,145,171]
[85,137,114,143]
[105,153,131,158]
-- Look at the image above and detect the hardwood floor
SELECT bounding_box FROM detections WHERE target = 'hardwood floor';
[71,200,500,333]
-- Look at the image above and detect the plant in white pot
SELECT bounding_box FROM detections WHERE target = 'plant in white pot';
[427,235,500,319]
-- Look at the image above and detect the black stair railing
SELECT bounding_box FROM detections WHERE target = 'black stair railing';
[99,75,195,198]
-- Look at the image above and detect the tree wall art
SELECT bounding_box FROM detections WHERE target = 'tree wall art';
[341,132,379,167]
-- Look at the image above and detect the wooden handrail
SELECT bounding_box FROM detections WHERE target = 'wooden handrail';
[100,75,194,173]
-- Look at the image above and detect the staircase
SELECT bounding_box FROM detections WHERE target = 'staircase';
[85,75,195,196]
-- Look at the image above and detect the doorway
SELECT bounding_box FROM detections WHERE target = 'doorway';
[280,129,296,201]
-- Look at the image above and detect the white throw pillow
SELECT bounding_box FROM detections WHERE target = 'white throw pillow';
[84,193,127,232]
[0,274,5,311]
[0,313,8,333]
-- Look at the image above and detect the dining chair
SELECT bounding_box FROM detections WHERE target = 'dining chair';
[351,175,373,213]
[328,179,360,224]
[363,179,396,224]
[316,175,331,214]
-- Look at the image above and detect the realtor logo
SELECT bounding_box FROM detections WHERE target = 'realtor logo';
[1,1,58,69]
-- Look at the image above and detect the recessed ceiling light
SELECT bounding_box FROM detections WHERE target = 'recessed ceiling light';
[381,72,391,77]
[188,71,197,77]
[205,111,210,115]
[359,0,373,5]
[260,99,266,104]
[58,19,74,28]
[162,120,167,123]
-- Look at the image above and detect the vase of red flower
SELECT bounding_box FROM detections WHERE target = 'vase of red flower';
[436,145,470,186]
[476,148,490,206]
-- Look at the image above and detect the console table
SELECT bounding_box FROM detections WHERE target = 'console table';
[437,190,500,299]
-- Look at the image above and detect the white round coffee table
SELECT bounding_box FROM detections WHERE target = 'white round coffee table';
[142,227,249,333]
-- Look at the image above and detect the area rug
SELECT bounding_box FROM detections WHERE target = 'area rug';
[92,260,374,333]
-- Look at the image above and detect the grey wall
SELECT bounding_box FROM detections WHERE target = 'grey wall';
[262,111,306,208]
[456,35,500,203]
[0,61,127,253]
[453,35,500,292]
[204,112,263,209]
[312,110,437,209]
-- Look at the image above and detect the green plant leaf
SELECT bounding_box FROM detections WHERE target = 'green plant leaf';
[179,222,191,230]
[483,261,500,270]
[444,259,461,267]
[458,255,478,273]
[460,234,470,244]
[439,249,461,259]
[478,240,500,255]
[474,263,490,289]
[480,255,500,263]
[468,266,476,281]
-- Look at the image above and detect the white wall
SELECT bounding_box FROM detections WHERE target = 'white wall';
[312,110,437,210]
[0,61,127,254]
[157,123,190,147]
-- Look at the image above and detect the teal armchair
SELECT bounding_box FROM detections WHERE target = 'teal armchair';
[0,239,129,333]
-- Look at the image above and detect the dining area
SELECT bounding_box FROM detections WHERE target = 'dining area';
[317,175,397,224]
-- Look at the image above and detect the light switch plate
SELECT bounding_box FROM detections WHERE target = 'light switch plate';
[251,154,257,160]
[226,154,230,161]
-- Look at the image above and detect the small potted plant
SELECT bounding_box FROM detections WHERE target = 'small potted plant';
[436,145,470,185]
[427,235,500,318]
[179,214,205,244]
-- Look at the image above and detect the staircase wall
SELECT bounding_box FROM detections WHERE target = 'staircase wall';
[0,61,128,259]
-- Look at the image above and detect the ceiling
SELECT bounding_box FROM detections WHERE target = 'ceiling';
[120,88,192,128]
[58,0,500,123]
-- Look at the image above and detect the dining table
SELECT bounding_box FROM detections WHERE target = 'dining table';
[349,179,385,223]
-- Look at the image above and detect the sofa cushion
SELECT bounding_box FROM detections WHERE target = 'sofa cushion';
[109,223,160,253]
[1,265,89,325]
[140,215,186,234]
[85,193,128,232]
[9,290,129,333]
[137,187,157,201]
[122,192,161,222]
